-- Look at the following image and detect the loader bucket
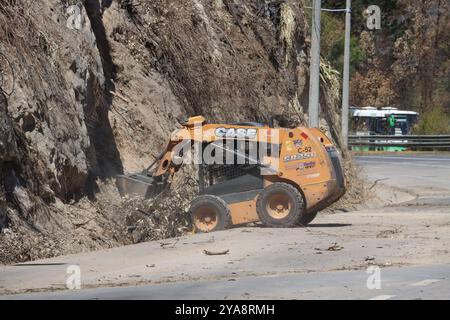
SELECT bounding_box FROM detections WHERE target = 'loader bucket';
[116,173,157,198]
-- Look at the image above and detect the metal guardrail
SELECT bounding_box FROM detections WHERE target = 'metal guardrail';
[348,135,450,148]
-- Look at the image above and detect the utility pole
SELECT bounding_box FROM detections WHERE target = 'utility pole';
[341,0,351,148]
[308,0,321,128]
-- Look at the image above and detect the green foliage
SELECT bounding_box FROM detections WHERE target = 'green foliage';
[322,0,404,35]
[315,0,450,113]
[328,35,366,74]
[320,12,344,55]
[306,0,368,74]
[414,107,450,135]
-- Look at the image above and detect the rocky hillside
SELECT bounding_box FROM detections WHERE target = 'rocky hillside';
[0,0,348,264]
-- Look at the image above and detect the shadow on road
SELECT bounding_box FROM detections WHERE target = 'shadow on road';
[307,223,353,228]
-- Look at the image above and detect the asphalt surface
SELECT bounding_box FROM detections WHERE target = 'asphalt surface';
[3,264,449,300]
[355,154,450,192]
[1,153,449,300]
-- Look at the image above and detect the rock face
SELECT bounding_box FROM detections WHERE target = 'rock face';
[0,91,15,228]
[1,0,120,219]
[0,0,344,263]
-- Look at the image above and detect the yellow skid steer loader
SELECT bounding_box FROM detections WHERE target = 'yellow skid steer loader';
[116,116,345,232]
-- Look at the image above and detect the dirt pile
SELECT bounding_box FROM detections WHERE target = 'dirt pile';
[0,0,360,264]
[121,194,192,245]
[0,171,196,264]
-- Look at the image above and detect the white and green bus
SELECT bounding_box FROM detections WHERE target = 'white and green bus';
[350,107,419,151]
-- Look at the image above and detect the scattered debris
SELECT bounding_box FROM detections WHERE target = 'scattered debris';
[192,237,215,245]
[377,228,401,239]
[369,178,389,190]
[159,238,180,249]
[203,249,230,256]
[327,243,344,251]
[314,243,344,252]
[119,176,197,245]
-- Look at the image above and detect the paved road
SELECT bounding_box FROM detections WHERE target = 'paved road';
[2,264,449,300]
[355,154,450,193]
[1,153,449,300]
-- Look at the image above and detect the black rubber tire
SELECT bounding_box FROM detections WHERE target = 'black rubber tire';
[189,195,232,233]
[256,183,305,228]
[298,211,318,227]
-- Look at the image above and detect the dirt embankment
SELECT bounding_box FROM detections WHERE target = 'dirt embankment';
[0,0,359,264]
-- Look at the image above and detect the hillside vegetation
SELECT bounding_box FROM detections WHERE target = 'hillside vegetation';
[319,0,450,133]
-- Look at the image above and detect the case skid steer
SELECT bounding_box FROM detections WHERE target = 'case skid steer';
[116,116,345,232]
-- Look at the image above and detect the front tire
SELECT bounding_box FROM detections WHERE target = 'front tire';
[256,183,305,227]
[190,195,232,233]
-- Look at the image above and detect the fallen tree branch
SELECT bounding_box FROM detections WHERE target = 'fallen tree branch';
[369,178,389,190]
[203,249,230,256]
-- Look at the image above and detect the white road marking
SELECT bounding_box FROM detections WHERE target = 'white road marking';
[411,279,441,287]
[370,295,396,300]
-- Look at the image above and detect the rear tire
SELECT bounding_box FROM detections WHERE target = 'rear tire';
[256,183,305,228]
[299,211,318,227]
[190,195,232,233]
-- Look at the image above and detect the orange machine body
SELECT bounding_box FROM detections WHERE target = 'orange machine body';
[151,117,345,227]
